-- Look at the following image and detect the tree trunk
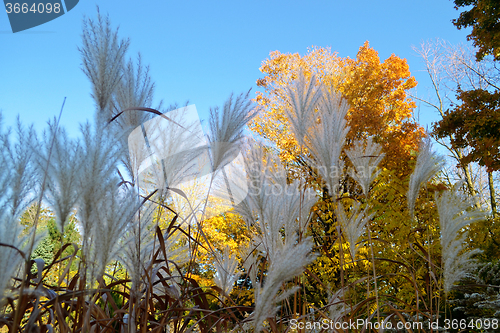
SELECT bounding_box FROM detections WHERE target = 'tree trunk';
[489,171,498,218]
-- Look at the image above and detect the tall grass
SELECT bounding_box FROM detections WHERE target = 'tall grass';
[0,10,492,333]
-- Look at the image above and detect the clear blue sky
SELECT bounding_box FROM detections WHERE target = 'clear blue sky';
[1,0,470,137]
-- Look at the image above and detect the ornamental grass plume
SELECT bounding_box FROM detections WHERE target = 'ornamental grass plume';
[408,135,445,217]
[111,54,155,119]
[79,7,130,121]
[77,121,144,282]
[335,201,374,260]
[0,119,37,218]
[284,70,322,147]
[76,123,123,268]
[305,89,350,197]
[233,146,317,332]
[262,166,316,250]
[251,235,317,333]
[208,91,257,172]
[0,212,23,306]
[233,146,269,228]
[0,211,44,307]
[126,129,150,188]
[137,106,205,196]
[0,117,42,306]
[118,202,156,291]
[213,246,240,298]
[0,139,9,215]
[236,147,316,259]
[32,123,82,233]
[327,287,349,324]
[110,54,157,181]
[87,185,140,281]
[346,137,384,196]
[435,182,485,293]
[241,243,259,293]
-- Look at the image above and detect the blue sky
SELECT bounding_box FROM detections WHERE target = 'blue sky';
[1,0,470,137]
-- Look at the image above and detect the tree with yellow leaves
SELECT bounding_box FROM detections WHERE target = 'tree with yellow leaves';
[250,43,439,316]
[251,42,425,176]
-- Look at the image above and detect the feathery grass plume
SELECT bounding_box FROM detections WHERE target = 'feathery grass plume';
[0,212,23,307]
[305,89,350,197]
[169,170,215,220]
[0,117,43,306]
[327,287,349,324]
[208,149,249,218]
[252,235,317,333]
[79,7,130,122]
[241,243,259,292]
[110,54,157,180]
[131,105,207,199]
[408,135,445,217]
[0,211,44,307]
[233,146,269,228]
[254,191,294,259]
[263,167,316,250]
[335,201,374,260]
[208,91,257,172]
[0,116,11,213]
[235,147,316,259]
[284,70,322,147]
[233,147,317,331]
[345,137,384,196]
[77,123,123,262]
[0,237,31,306]
[127,128,150,185]
[435,182,485,293]
[213,246,240,298]
[0,173,11,215]
[87,185,140,281]
[117,203,155,291]
[33,123,82,233]
[0,119,37,218]
[112,54,155,117]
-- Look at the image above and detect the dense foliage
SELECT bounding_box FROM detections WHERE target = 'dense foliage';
[453,0,500,60]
